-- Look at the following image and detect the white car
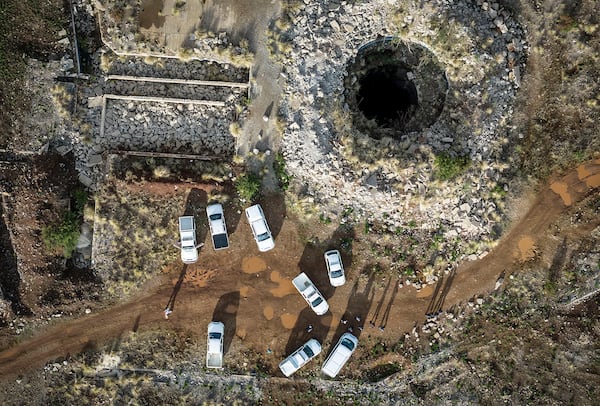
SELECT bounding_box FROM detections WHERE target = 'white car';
[206,203,229,250]
[324,250,346,287]
[245,204,275,252]
[292,272,329,315]
[321,333,358,378]
[206,321,224,368]
[279,339,322,377]
[178,216,198,264]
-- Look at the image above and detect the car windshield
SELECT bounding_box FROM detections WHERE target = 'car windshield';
[209,214,221,221]
[209,332,221,339]
[303,345,315,358]
[341,338,355,351]
[258,232,271,242]
[331,269,343,278]
[311,297,323,307]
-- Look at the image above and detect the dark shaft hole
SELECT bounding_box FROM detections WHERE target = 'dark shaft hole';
[358,65,418,127]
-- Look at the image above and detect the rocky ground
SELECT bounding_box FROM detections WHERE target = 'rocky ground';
[0,0,598,404]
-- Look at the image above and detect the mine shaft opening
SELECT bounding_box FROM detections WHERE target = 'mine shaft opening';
[358,65,419,127]
[345,40,448,140]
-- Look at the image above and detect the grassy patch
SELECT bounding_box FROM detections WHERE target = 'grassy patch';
[273,153,291,191]
[235,173,262,202]
[42,189,88,258]
[434,153,470,180]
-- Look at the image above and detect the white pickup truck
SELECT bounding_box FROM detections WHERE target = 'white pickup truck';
[206,203,229,250]
[206,321,224,369]
[292,272,329,315]
[279,338,321,377]
[178,216,198,264]
[321,333,358,378]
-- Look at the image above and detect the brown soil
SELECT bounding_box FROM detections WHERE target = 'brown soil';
[0,159,599,379]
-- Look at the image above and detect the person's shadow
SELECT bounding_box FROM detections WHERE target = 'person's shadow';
[211,291,240,355]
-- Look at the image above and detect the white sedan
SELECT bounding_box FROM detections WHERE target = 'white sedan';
[245,204,275,252]
[324,250,346,287]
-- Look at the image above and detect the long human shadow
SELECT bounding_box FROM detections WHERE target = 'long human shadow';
[425,269,457,315]
[164,265,187,314]
[284,307,332,355]
[211,291,240,355]
[326,275,376,358]
[379,280,399,329]
[0,205,31,317]
[183,188,209,246]
[369,278,392,327]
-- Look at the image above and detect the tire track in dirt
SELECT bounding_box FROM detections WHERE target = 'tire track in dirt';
[0,160,598,378]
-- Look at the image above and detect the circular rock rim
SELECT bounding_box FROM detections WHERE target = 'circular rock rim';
[345,38,449,140]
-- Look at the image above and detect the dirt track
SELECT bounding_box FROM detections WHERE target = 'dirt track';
[0,159,599,378]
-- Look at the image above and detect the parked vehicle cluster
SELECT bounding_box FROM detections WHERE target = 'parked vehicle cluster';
[176,202,357,377]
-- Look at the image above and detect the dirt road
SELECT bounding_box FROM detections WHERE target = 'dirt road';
[0,159,598,378]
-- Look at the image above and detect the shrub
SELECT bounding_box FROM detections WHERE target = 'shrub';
[42,211,80,258]
[235,173,261,202]
[273,153,291,191]
[434,153,470,180]
[42,189,88,258]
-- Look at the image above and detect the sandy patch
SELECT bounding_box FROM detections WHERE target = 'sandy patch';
[280,313,297,329]
[515,236,536,262]
[241,256,267,274]
[269,271,296,298]
[263,306,274,320]
[415,284,435,298]
[550,181,572,206]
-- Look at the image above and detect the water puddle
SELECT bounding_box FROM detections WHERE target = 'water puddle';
[241,257,267,274]
[585,174,600,188]
[280,313,297,329]
[576,164,592,180]
[416,284,435,298]
[269,271,296,298]
[263,306,274,320]
[515,236,536,262]
[550,181,572,206]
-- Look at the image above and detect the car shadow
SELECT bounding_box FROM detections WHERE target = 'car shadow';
[327,275,376,357]
[284,307,332,355]
[257,192,286,240]
[298,224,356,301]
[215,181,243,235]
[183,188,209,247]
[211,291,240,355]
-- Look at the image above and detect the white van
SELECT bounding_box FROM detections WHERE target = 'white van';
[321,333,358,378]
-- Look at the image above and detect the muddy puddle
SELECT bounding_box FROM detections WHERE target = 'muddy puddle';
[550,181,572,206]
[280,313,297,329]
[269,271,296,298]
[263,306,274,320]
[241,257,267,274]
[515,236,536,262]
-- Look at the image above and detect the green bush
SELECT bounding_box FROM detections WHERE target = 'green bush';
[235,173,261,202]
[273,153,291,191]
[42,211,80,258]
[42,188,88,258]
[434,153,470,180]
